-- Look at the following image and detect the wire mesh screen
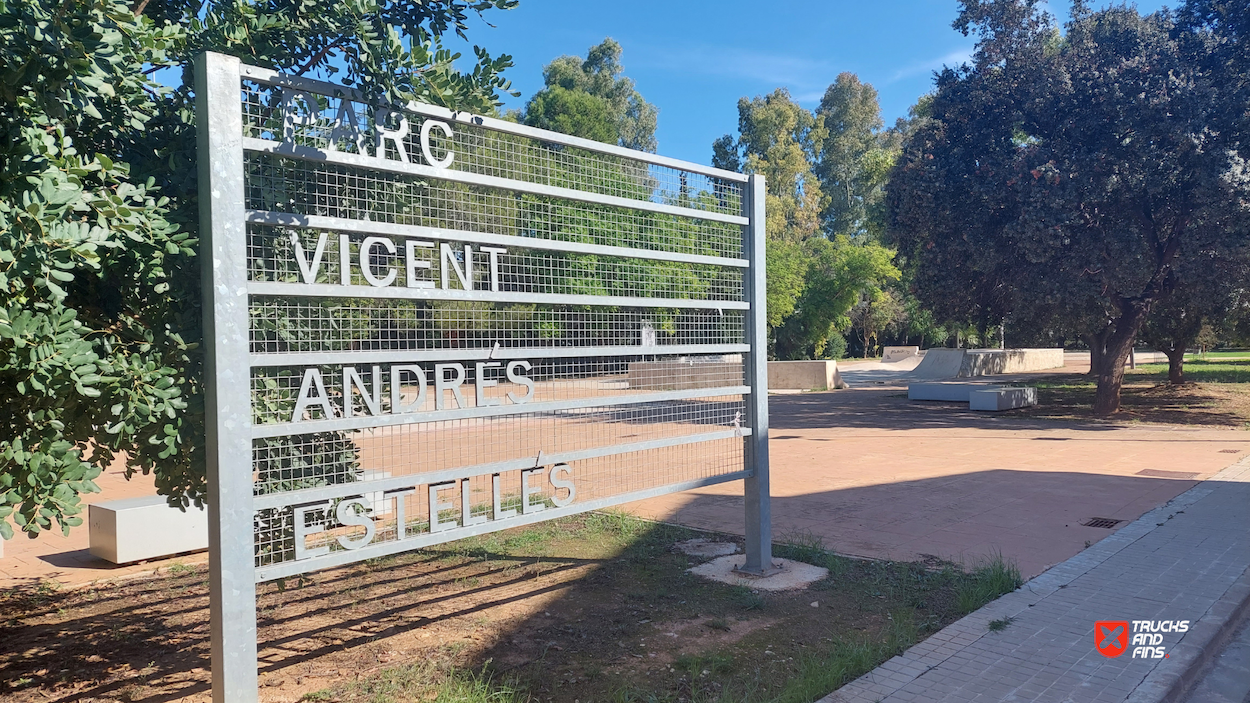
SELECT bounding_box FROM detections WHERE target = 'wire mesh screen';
[229,67,759,583]
[241,78,745,219]
[250,298,746,354]
[243,152,745,259]
[245,223,744,301]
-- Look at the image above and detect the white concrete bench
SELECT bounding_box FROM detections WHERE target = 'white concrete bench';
[89,495,208,564]
[970,387,1037,411]
[908,382,1007,402]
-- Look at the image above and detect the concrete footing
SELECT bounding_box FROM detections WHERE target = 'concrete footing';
[689,555,829,591]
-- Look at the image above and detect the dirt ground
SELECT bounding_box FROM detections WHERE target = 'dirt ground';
[0,514,1017,703]
[1020,371,1250,427]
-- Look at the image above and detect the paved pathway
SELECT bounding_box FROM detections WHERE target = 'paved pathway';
[0,459,189,589]
[6,371,1247,590]
[628,384,1248,578]
[821,457,1250,703]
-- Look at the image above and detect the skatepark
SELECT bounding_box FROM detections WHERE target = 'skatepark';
[6,346,1238,586]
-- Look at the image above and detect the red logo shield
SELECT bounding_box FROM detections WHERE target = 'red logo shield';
[1095,621,1129,658]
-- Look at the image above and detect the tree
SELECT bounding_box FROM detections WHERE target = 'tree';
[523,38,658,151]
[887,0,1250,415]
[713,87,901,359]
[1140,256,1248,383]
[714,89,827,335]
[775,235,900,359]
[0,0,517,541]
[814,73,900,241]
[850,288,905,358]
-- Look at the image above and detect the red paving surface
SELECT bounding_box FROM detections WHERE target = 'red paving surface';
[0,459,181,589]
[3,367,1246,588]
[626,384,1249,577]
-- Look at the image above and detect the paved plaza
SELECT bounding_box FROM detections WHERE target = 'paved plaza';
[821,456,1250,703]
[627,381,1249,578]
[4,367,1250,703]
[5,369,1247,589]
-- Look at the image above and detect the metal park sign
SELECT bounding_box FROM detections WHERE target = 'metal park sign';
[195,51,770,702]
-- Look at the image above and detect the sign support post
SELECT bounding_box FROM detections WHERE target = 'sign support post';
[196,51,260,703]
[740,174,775,575]
[195,51,770,699]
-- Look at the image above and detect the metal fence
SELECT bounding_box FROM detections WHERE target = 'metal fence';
[196,51,769,703]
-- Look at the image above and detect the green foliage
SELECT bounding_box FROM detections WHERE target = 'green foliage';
[523,38,657,151]
[954,553,1022,614]
[815,73,901,240]
[523,86,618,143]
[0,0,517,539]
[715,87,901,359]
[848,288,905,358]
[775,236,900,360]
[887,0,1250,413]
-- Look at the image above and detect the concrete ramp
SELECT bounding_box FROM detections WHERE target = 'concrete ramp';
[836,355,924,386]
[961,348,1064,375]
[910,349,967,379]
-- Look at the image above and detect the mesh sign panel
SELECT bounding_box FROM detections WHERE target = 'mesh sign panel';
[196,52,769,702]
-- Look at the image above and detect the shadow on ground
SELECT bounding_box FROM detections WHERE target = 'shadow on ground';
[770,383,1250,432]
[0,470,1213,703]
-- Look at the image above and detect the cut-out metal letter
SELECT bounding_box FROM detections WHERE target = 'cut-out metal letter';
[419,119,454,169]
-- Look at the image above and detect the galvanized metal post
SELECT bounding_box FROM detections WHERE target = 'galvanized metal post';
[740,174,775,575]
[196,51,259,703]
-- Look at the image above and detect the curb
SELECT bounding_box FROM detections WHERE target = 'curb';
[1126,562,1250,703]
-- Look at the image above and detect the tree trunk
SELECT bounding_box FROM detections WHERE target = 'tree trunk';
[1163,342,1186,384]
[1086,336,1102,376]
[1085,326,1112,377]
[1093,306,1150,416]
[1165,345,1185,382]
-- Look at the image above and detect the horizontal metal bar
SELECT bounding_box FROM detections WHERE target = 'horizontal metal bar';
[250,344,750,367]
[247,281,751,311]
[252,428,751,510]
[239,65,749,185]
[251,384,752,439]
[243,137,748,226]
[253,469,751,583]
[247,210,749,268]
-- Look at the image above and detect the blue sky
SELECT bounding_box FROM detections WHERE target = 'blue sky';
[447,0,1169,165]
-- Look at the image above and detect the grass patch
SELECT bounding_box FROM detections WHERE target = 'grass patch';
[1183,349,1250,360]
[2,512,1025,703]
[1134,360,1250,384]
[955,553,1023,615]
[301,663,524,703]
[298,515,1023,703]
[988,617,1016,632]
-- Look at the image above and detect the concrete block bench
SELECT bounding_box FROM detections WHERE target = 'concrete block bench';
[89,495,208,564]
[970,387,1038,411]
[908,382,1006,402]
[768,360,845,391]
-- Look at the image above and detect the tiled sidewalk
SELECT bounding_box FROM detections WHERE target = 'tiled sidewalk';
[822,458,1250,703]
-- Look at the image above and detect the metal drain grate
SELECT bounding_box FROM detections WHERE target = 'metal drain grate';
[1082,517,1123,529]
[1220,449,1242,454]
